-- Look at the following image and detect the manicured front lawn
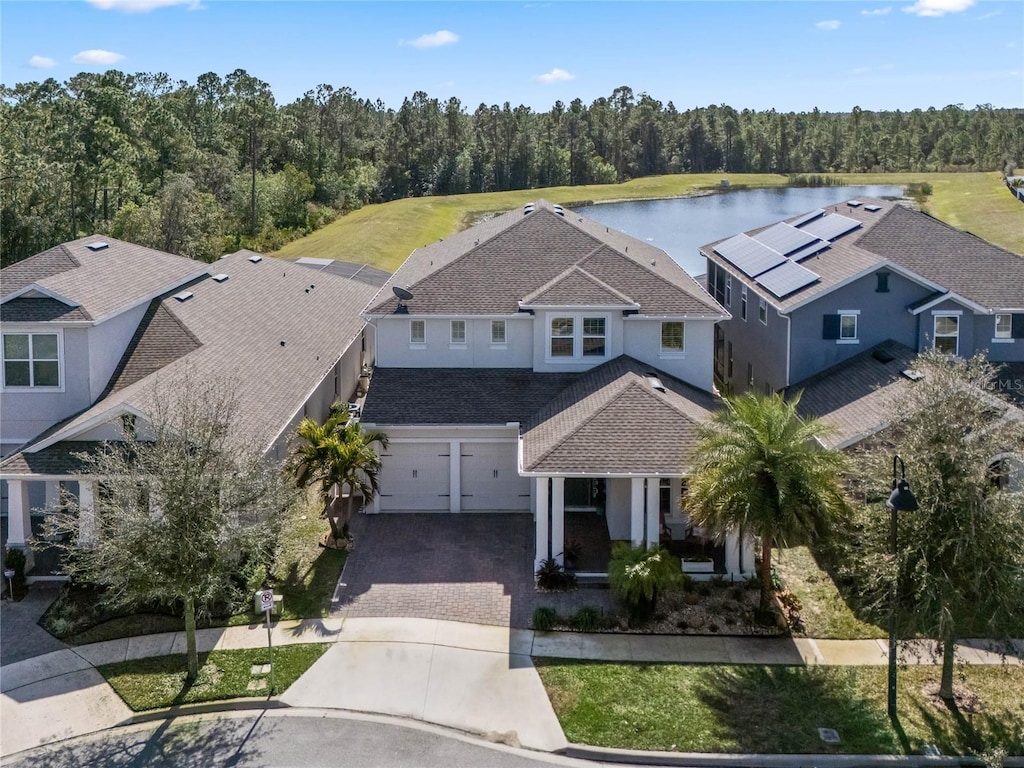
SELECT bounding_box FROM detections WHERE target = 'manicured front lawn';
[99,644,329,710]
[536,660,1024,755]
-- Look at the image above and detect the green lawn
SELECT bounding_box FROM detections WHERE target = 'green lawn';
[536,660,1024,755]
[99,644,329,710]
[274,172,1023,271]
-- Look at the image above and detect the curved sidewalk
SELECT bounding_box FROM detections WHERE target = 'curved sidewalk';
[2,617,1022,758]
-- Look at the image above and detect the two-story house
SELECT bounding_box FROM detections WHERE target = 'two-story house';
[1,236,378,574]
[360,200,755,579]
[701,198,1024,397]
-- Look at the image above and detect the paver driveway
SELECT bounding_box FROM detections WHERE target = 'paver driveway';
[332,513,615,628]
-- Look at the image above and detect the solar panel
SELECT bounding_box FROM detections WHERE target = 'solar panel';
[712,234,786,278]
[788,239,831,262]
[798,213,861,242]
[790,209,825,227]
[755,259,820,298]
[752,223,821,256]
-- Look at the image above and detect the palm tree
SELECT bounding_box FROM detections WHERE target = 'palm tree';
[686,390,849,613]
[285,407,388,542]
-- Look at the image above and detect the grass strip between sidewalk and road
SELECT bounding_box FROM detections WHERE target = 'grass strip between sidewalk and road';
[98,644,330,711]
[535,660,1024,756]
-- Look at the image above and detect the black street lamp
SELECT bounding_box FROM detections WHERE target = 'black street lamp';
[885,454,919,720]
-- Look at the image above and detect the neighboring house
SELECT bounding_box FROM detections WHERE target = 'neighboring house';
[361,200,755,579]
[700,198,1024,396]
[0,237,378,574]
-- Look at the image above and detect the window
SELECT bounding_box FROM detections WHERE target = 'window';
[995,314,1012,339]
[410,320,425,344]
[550,317,574,357]
[758,298,768,326]
[724,275,732,308]
[727,341,734,379]
[660,321,684,353]
[491,320,506,344]
[933,314,959,355]
[876,272,890,293]
[840,314,858,341]
[2,332,60,388]
[582,317,606,356]
[450,320,466,344]
[740,286,747,321]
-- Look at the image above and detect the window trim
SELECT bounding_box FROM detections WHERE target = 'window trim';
[993,313,1013,343]
[450,319,467,346]
[409,319,426,346]
[933,312,960,356]
[490,319,507,346]
[546,312,610,362]
[837,310,860,345]
[758,297,768,326]
[660,320,685,356]
[2,328,65,392]
[740,286,747,322]
[724,275,732,308]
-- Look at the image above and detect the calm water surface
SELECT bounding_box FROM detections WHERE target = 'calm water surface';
[579,186,902,276]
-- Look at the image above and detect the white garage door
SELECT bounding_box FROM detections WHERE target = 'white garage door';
[460,442,531,511]
[378,442,450,511]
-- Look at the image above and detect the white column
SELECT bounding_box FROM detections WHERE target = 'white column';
[725,529,741,578]
[79,480,96,546]
[534,477,549,571]
[630,477,644,546]
[740,532,756,577]
[645,478,660,549]
[449,440,461,513]
[6,479,35,571]
[550,477,565,565]
[669,478,682,522]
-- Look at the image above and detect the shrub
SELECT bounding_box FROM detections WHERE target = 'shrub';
[535,558,577,591]
[532,606,558,631]
[905,181,933,202]
[608,542,682,625]
[570,605,602,632]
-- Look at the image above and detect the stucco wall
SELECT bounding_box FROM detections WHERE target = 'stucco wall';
[87,303,150,403]
[973,316,1024,363]
[374,316,532,368]
[622,318,716,391]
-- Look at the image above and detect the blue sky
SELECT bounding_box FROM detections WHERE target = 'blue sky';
[2,0,1021,112]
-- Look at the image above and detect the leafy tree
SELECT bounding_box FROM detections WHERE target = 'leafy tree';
[41,378,294,680]
[285,406,388,542]
[855,351,1024,701]
[686,391,850,614]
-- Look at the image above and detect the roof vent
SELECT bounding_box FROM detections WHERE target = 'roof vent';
[901,369,924,382]
[864,204,882,212]
[847,200,862,208]
[871,348,895,364]
[86,242,109,252]
[645,373,666,393]
[212,273,229,282]
[523,204,535,215]
[248,254,263,264]
[173,291,193,302]
[553,205,564,216]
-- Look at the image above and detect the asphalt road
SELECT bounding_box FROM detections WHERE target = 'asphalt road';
[3,709,606,768]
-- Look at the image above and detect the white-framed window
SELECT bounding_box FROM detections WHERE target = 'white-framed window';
[2,331,62,389]
[740,286,747,321]
[839,312,859,343]
[933,314,959,355]
[409,319,425,345]
[995,314,1012,339]
[491,320,506,345]
[661,321,685,354]
[758,297,768,326]
[450,319,466,345]
[724,275,732,308]
[548,314,609,361]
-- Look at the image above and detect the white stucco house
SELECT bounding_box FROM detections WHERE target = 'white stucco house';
[361,200,756,579]
[0,236,379,576]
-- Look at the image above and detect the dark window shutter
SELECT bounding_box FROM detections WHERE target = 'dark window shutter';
[1012,314,1024,339]
[876,272,890,292]
[823,314,841,340]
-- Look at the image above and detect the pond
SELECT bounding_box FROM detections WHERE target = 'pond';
[579,185,903,276]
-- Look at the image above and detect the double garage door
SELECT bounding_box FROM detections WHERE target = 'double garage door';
[378,442,530,512]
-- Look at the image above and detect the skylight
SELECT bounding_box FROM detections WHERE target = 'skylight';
[86,242,109,252]
[248,255,263,264]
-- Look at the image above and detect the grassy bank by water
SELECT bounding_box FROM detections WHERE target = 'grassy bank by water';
[274,172,1023,271]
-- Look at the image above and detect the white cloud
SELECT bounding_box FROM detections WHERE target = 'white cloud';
[816,19,841,30]
[29,55,56,68]
[852,66,872,74]
[903,0,974,17]
[71,49,126,65]
[534,68,575,84]
[405,30,459,49]
[85,0,201,12]
[861,7,892,15]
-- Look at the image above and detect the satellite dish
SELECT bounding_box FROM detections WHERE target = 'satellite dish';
[393,286,414,301]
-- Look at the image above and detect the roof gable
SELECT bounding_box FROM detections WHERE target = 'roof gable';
[0,244,80,296]
[521,265,637,307]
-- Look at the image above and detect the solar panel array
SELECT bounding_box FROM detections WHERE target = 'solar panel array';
[798,213,861,242]
[754,223,820,256]
[755,259,820,298]
[790,209,825,227]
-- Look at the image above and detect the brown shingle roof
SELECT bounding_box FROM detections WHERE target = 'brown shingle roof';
[0,297,91,323]
[0,442,106,476]
[522,266,637,307]
[0,244,79,294]
[367,201,724,317]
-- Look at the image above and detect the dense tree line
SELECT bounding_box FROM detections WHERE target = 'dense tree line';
[3,69,1022,264]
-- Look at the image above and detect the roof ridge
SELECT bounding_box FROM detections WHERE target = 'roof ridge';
[522,263,637,306]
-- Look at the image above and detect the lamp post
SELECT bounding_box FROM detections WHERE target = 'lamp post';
[885,454,919,720]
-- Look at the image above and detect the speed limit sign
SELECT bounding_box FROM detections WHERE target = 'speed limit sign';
[258,589,274,613]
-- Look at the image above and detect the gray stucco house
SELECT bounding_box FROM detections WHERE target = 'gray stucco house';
[0,237,378,575]
[701,198,1024,396]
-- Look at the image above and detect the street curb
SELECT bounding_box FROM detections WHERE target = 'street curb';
[126,697,289,726]
[564,745,1024,767]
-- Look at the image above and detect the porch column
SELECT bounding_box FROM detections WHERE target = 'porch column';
[740,532,755,577]
[534,476,549,571]
[79,480,96,547]
[669,478,683,520]
[550,477,565,565]
[449,440,461,513]
[44,480,60,509]
[6,479,35,571]
[630,477,644,547]
[645,478,659,549]
[725,529,741,578]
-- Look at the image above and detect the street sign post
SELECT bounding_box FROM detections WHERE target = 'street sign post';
[257,588,275,693]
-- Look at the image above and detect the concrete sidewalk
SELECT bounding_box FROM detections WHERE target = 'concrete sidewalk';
[2,617,1022,758]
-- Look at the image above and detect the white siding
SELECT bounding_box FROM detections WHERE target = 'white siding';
[374,316,532,368]
[622,317,716,391]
